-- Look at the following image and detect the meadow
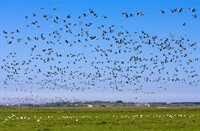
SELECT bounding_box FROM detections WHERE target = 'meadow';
[0,107,200,131]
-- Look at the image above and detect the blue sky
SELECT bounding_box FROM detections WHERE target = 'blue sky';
[0,0,199,104]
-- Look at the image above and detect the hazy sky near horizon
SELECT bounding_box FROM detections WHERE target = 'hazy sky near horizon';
[0,0,199,104]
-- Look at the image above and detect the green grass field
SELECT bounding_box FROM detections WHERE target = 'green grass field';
[0,107,200,131]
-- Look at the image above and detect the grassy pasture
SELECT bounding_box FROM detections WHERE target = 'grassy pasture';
[0,107,200,131]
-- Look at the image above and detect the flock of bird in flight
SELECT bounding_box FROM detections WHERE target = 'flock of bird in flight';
[1,7,199,103]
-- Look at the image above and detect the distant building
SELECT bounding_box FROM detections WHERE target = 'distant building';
[148,102,167,107]
[87,104,94,108]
